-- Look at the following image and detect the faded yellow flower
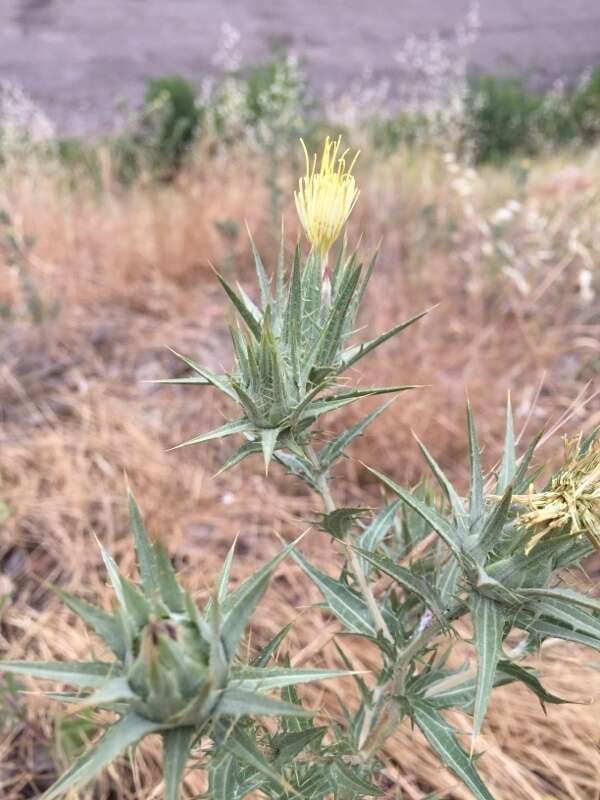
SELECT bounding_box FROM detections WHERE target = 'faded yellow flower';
[515,434,600,553]
[294,135,359,259]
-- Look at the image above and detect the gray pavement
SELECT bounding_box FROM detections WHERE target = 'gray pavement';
[2,1,600,134]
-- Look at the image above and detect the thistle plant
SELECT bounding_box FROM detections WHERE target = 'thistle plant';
[3,136,600,799]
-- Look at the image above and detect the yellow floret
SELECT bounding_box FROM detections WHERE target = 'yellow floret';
[294,135,359,258]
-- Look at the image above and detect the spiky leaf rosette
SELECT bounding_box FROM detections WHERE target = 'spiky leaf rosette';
[158,234,426,473]
[1,494,350,799]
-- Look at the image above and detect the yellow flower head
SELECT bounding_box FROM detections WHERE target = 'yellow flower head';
[515,434,600,553]
[294,135,360,258]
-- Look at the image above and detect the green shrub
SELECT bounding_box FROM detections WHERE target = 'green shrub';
[142,75,202,175]
[570,66,600,142]
[466,75,543,163]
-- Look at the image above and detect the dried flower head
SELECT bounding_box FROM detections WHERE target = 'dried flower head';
[294,135,360,259]
[515,434,600,553]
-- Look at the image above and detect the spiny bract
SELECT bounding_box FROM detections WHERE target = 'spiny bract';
[1,493,350,800]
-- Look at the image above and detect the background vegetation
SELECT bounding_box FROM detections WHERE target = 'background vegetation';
[1,39,600,800]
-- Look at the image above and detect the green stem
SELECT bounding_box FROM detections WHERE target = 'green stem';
[304,445,394,645]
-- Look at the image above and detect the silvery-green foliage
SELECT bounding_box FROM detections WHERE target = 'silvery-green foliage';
[1,495,351,799]
[159,234,424,473]
[4,224,600,800]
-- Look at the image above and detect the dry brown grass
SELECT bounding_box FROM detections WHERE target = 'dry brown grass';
[1,146,600,798]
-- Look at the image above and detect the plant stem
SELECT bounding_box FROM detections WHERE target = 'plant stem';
[304,444,394,644]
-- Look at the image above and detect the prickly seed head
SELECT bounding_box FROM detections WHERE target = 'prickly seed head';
[515,434,600,553]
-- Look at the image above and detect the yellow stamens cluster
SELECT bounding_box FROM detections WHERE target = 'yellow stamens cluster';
[515,435,600,553]
[294,135,360,259]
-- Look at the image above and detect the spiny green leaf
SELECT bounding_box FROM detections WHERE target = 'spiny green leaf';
[209,753,239,800]
[218,688,313,718]
[366,467,463,563]
[216,541,236,605]
[437,559,461,608]
[228,666,352,692]
[414,434,467,535]
[73,676,134,708]
[169,417,252,450]
[1,661,116,689]
[97,542,136,647]
[410,698,495,800]
[41,712,161,800]
[247,228,271,309]
[473,484,513,562]
[300,386,414,424]
[166,348,238,400]
[497,397,516,493]
[319,507,369,539]
[252,623,293,667]
[260,427,281,473]
[154,541,185,613]
[341,307,431,370]
[516,614,600,651]
[310,260,362,370]
[496,660,572,708]
[128,492,161,599]
[217,273,262,339]
[216,440,263,476]
[467,402,484,531]
[353,547,445,622]
[272,727,326,767]
[357,499,402,575]
[519,586,600,614]
[319,399,396,469]
[533,598,600,641]
[220,543,294,659]
[471,593,505,739]
[291,550,376,636]
[163,727,196,800]
[331,761,383,796]
[333,640,370,703]
[52,588,125,661]
[218,723,288,790]
[513,427,544,492]
[204,539,237,618]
